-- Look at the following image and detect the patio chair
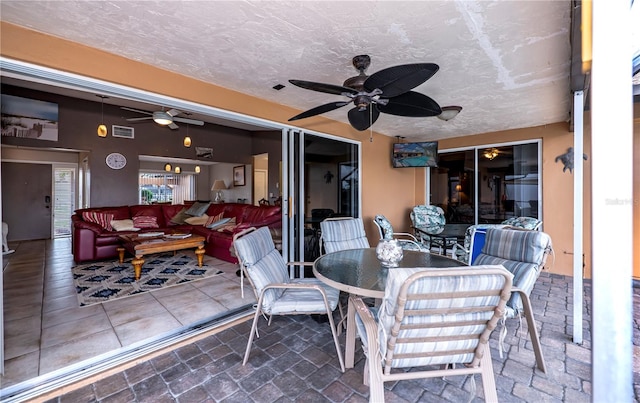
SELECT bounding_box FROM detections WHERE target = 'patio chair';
[450,224,509,263]
[409,205,455,253]
[352,265,513,402]
[233,226,345,372]
[472,227,553,373]
[319,217,370,255]
[373,215,429,253]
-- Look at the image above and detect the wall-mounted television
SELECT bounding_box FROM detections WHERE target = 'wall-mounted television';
[392,142,438,168]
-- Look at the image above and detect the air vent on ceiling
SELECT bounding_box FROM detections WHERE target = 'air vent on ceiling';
[112,125,134,139]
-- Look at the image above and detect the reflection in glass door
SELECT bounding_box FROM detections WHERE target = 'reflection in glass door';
[431,141,540,225]
[282,129,360,268]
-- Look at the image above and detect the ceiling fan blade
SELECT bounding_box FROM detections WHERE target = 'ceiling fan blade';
[120,106,153,115]
[288,101,350,121]
[364,63,439,98]
[173,117,205,126]
[166,109,181,117]
[377,91,442,117]
[126,116,153,122]
[347,105,380,131]
[168,122,179,130]
[289,80,358,96]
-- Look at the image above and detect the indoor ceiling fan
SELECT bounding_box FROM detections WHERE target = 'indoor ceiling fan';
[121,107,204,130]
[288,55,460,131]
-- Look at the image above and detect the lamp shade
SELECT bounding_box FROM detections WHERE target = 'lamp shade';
[175,166,181,174]
[164,163,172,172]
[195,165,200,174]
[97,124,107,137]
[183,136,192,147]
[211,180,227,190]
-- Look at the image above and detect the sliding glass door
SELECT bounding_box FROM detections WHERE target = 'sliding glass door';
[431,141,541,225]
[281,129,361,268]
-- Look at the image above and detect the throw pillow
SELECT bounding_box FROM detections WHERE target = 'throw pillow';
[110,219,139,232]
[206,217,232,229]
[204,212,225,227]
[170,208,190,225]
[132,215,159,229]
[185,201,211,217]
[184,214,210,226]
[216,217,238,232]
[82,211,114,231]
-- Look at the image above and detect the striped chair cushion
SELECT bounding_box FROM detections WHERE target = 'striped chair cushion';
[233,227,290,312]
[269,278,341,314]
[320,218,370,254]
[479,228,551,264]
[473,228,552,316]
[82,211,114,231]
[375,266,508,368]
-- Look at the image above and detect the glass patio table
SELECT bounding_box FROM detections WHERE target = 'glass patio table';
[313,247,465,368]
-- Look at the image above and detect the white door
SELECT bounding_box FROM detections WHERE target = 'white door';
[253,169,268,205]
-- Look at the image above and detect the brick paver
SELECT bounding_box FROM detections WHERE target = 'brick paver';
[44,273,632,402]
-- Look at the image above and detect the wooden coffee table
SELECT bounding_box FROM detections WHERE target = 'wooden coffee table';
[117,233,206,280]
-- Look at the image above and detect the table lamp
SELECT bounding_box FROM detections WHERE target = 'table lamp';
[211,180,227,202]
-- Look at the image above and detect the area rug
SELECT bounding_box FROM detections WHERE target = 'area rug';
[73,252,224,307]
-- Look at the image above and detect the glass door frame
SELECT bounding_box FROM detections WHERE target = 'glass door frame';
[281,128,362,271]
[429,139,542,225]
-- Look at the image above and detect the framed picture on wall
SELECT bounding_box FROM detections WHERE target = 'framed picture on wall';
[233,165,246,186]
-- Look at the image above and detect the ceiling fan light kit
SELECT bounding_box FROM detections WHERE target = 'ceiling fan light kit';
[121,107,204,130]
[287,55,456,132]
[437,106,463,121]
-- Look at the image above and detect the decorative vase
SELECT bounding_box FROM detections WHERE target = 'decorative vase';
[376,239,403,267]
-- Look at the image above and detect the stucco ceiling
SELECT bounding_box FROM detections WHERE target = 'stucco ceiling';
[0,1,573,141]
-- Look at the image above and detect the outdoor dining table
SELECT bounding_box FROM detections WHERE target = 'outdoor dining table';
[313,247,465,368]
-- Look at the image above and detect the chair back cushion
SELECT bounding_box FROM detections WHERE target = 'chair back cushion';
[410,205,445,234]
[374,215,394,240]
[376,265,512,369]
[473,228,552,315]
[501,216,542,230]
[233,227,289,311]
[320,218,370,253]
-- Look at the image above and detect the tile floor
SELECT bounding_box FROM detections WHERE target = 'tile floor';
[1,238,254,389]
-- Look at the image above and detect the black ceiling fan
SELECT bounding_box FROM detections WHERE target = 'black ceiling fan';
[288,55,447,131]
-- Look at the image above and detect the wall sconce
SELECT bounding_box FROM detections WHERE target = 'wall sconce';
[96,95,108,137]
[483,148,500,160]
[164,163,172,172]
[174,166,181,174]
[183,136,192,147]
[195,165,201,174]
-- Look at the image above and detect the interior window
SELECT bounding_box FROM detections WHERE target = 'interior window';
[138,173,195,204]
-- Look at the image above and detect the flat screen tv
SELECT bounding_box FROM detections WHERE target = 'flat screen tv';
[392,141,438,168]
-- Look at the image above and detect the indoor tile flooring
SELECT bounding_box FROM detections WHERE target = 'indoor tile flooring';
[1,238,254,390]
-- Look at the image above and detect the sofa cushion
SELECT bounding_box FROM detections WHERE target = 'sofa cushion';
[184,214,210,225]
[205,212,225,226]
[170,208,191,225]
[132,215,159,229]
[207,217,232,229]
[130,204,165,227]
[82,211,114,231]
[111,219,139,231]
[185,201,211,217]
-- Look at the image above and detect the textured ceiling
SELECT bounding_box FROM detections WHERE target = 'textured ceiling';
[0,1,573,141]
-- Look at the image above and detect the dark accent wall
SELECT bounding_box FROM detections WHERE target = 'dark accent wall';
[0,85,279,207]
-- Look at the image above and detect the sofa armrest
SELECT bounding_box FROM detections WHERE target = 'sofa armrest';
[72,215,105,234]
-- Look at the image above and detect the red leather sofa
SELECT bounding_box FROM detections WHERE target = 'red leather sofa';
[72,202,281,264]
